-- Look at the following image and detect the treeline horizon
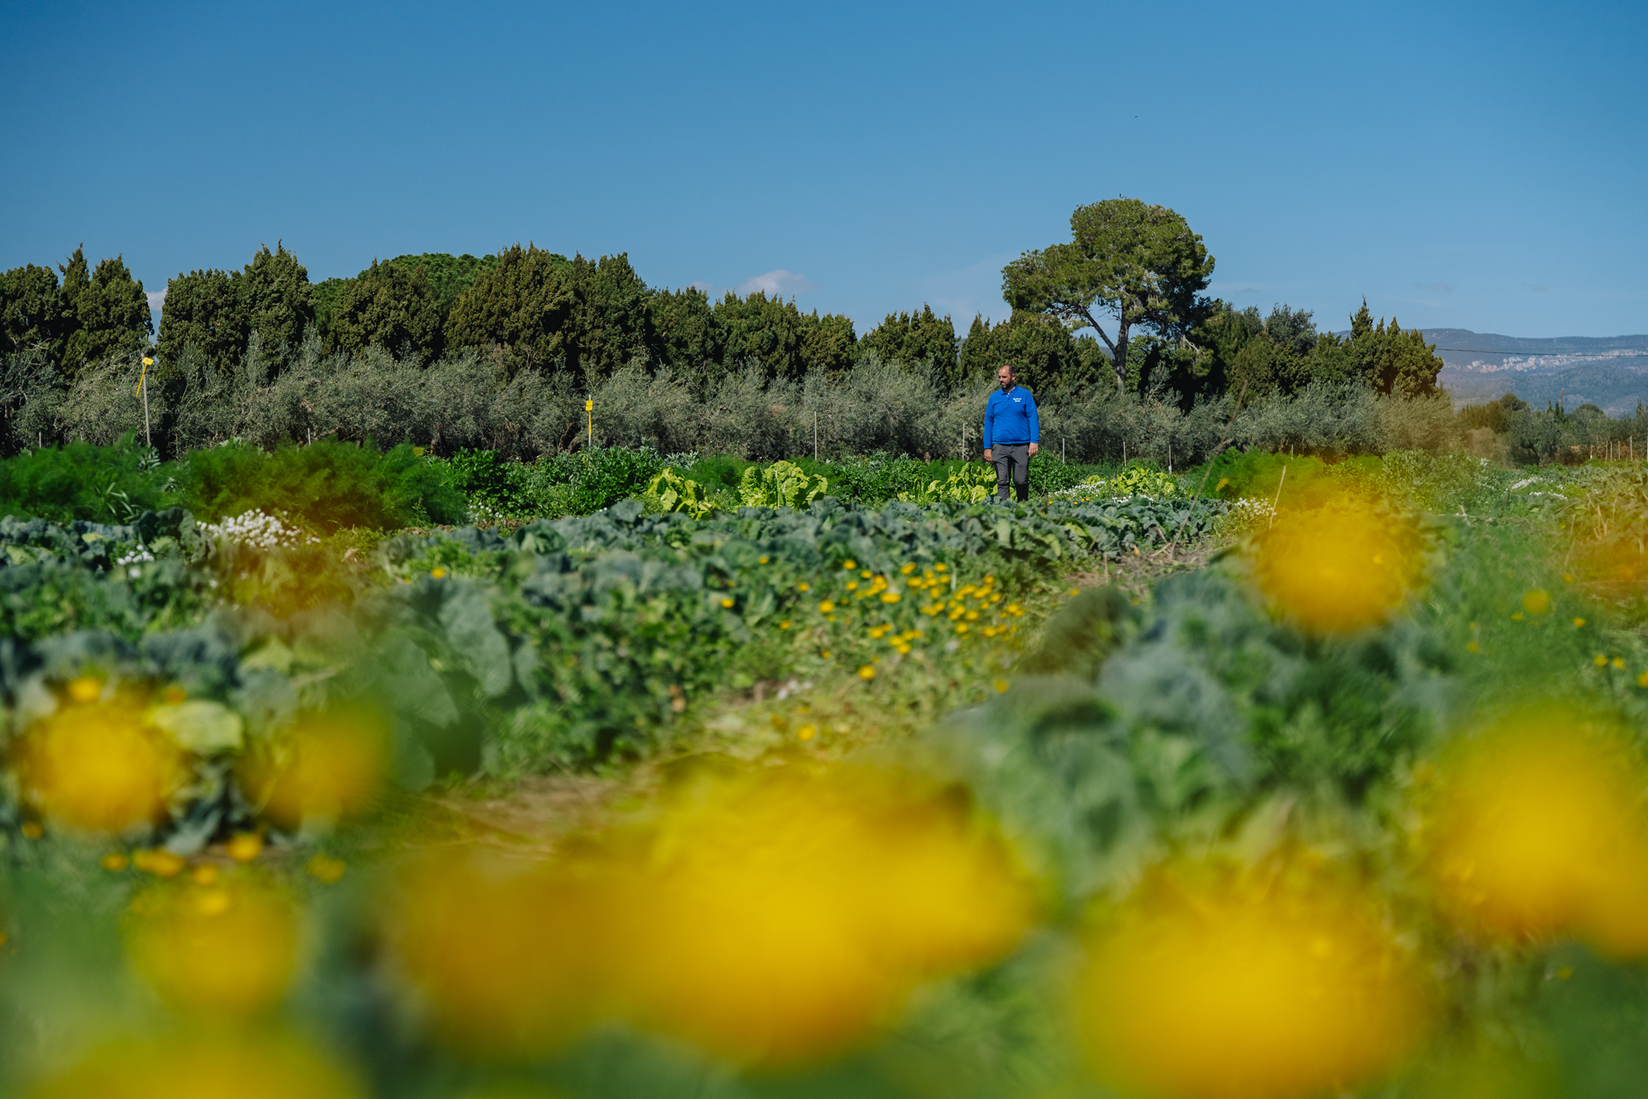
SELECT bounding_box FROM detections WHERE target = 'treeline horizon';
[5,237,1450,403]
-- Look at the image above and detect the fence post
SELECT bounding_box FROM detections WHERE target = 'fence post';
[136,356,153,448]
[814,410,818,462]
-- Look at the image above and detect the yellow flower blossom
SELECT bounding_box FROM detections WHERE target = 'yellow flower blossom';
[1078,864,1429,1099]
[1251,492,1421,634]
[1425,710,1648,955]
[124,874,298,1014]
[17,696,182,832]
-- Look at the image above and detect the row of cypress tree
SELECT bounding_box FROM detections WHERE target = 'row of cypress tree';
[3,241,1442,405]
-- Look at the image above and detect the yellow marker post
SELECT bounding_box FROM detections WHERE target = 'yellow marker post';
[585,399,593,450]
[137,356,154,447]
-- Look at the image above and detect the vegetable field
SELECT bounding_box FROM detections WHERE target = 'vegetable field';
[4,443,1648,1099]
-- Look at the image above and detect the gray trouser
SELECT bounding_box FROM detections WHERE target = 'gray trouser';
[992,444,1030,501]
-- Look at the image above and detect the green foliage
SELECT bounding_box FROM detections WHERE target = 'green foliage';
[382,252,501,310]
[1,263,69,356]
[1457,392,1529,436]
[180,439,465,530]
[157,266,242,374]
[237,242,315,358]
[1003,197,1215,391]
[328,258,444,357]
[0,435,173,523]
[443,243,575,370]
[858,305,958,378]
[433,447,534,521]
[1082,463,1182,498]
[737,459,829,507]
[57,251,153,370]
[643,468,717,518]
[898,463,995,504]
[2,250,151,378]
[958,311,1111,394]
[565,445,667,514]
[1346,299,1444,397]
[156,243,313,375]
[564,253,653,384]
[648,285,724,374]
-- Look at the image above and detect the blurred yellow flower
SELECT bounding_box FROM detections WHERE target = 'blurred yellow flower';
[1573,617,1586,628]
[124,874,298,1015]
[240,707,387,828]
[720,597,735,608]
[797,724,817,741]
[226,832,264,862]
[900,563,915,575]
[1076,863,1429,1099]
[1425,712,1648,955]
[16,698,182,832]
[27,1031,359,1099]
[67,675,103,703]
[818,600,835,613]
[798,582,810,591]
[1251,493,1421,633]
[307,854,347,883]
[1522,589,1551,615]
[619,769,1035,1066]
[842,559,857,569]
[384,849,619,1057]
[101,852,130,871]
[133,848,186,877]
[431,567,447,579]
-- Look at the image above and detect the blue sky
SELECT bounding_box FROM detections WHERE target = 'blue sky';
[3,0,1645,339]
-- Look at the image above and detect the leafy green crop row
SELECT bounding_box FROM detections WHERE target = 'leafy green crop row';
[0,490,1224,847]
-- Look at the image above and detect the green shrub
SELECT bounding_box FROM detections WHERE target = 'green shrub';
[566,445,667,513]
[181,439,466,531]
[737,460,829,508]
[1082,463,1183,499]
[898,464,995,504]
[0,434,174,523]
[643,468,718,518]
[435,448,533,520]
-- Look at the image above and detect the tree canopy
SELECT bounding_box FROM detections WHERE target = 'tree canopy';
[1,247,150,374]
[156,243,311,375]
[1003,198,1215,391]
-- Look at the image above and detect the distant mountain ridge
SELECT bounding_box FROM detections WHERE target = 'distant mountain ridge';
[1417,328,1648,415]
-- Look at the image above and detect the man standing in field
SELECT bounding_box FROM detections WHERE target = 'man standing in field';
[982,362,1039,502]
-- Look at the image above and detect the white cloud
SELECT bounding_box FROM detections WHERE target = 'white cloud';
[688,270,818,302]
[734,269,817,298]
[146,289,167,311]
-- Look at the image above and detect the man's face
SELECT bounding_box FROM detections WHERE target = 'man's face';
[997,366,1013,391]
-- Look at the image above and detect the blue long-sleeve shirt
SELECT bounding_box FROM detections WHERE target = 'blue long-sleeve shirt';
[983,386,1039,448]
